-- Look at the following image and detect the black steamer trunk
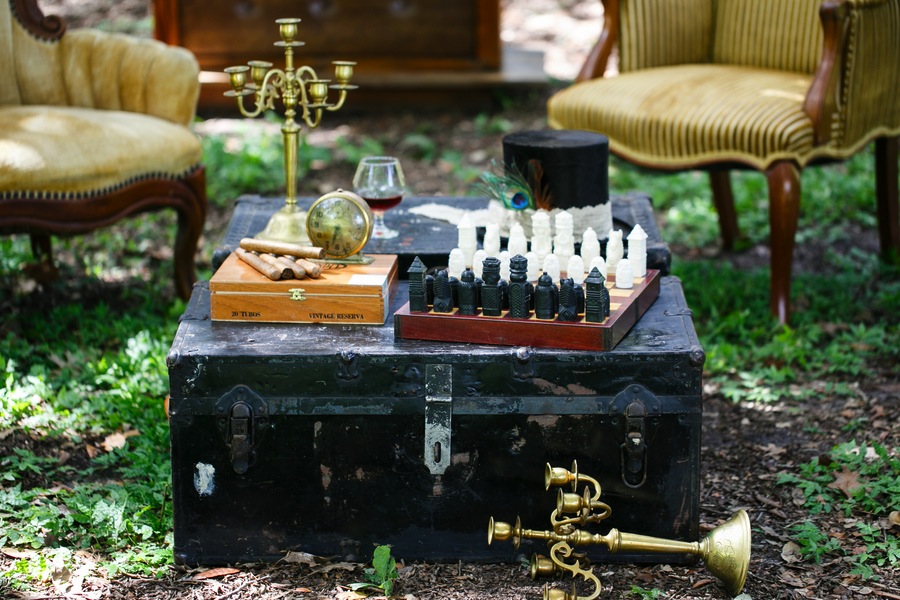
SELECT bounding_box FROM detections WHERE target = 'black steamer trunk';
[167,277,704,566]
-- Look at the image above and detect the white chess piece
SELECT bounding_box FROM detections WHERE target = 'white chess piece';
[615,258,634,289]
[606,229,624,277]
[525,251,540,281]
[554,211,575,268]
[627,223,648,277]
[448,248,466,279]
[499,251,511,281]
[508,223,528,257]
[589,256,607,283]
[567,254,585,285]
[484,223,501,258]
[543,253,561,282]
[472,249,487,279]
[457,213,478,268]
[580,227,600,267]
[531,210,552,265]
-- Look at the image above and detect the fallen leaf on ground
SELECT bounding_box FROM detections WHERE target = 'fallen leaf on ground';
[192,567,241,580]
[101,429,140,452]
[781,541,802,563]
[827,467,862,498]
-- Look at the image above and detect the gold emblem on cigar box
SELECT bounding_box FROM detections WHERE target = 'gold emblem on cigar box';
[289,288,307,301]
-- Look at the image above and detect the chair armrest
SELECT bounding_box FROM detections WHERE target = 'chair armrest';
[60,30,200,127]
[577,0,715,82]
[805,0,900,146]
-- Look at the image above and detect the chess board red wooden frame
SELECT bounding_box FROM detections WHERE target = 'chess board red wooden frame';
[393,270,660,351]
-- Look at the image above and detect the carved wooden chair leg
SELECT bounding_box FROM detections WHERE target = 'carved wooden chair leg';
[766,161,802,325]
[709,170,740,251]
[172,167,208,301]
[875,136,900,263]
[26,232,59,282]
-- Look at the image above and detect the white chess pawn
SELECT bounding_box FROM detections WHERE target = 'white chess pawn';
[580,227,600,267]
[589,256,607,283]
[525,251,540,282]
[606,229,624,276]
[543,253,561,283]
[567,254,585,285]
[508,223,528,257]
[472,249,487,279]
[627,223,648,277]
[615,258,634,289]
[499,250,511,281]
[484,223,501,258]
[448,248,466,279]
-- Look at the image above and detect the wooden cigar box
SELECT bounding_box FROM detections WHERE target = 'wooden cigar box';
[209,253,398,325]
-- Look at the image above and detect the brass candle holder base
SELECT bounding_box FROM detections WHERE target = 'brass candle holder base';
[488,461,750,599]
[255,202,311,244]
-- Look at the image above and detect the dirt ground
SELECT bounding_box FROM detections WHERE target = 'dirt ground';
[5,1,900,599]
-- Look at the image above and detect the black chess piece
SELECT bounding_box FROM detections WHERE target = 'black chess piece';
[584,267,610,322]
[558,277,579,322]
[425,273,435,306]
[508,254,533,319]
[534,272,558,320]
[458,269,481,315]
[407,256,428,312]
[481,257,504,316]
[432,269,454,313]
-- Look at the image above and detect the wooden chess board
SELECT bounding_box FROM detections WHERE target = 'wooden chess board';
[393,270,660,351]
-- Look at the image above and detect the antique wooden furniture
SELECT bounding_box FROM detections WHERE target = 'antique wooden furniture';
[547,0,900,323]
[0,0,207,299]
[154,0,504,112]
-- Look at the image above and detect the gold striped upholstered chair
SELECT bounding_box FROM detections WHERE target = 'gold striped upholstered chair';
[548,0,900,323]
[0,0,206,300]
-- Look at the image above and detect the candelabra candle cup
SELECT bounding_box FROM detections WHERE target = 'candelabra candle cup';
[353,156,406,239]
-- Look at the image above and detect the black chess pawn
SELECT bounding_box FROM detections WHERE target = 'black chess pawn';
[457,269,481,315]
[407,256,428,312]
[508,254,533,319]
[481,257,504,316]
[584,267,610,322]
[432,269,454,313]
[558,277,579,322]
[574,282,585,316]
[534,272,558,320]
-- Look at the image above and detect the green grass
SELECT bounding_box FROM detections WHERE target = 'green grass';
[1,114,898,592]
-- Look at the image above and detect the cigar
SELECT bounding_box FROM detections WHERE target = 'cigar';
[235,248,283,281]
[276,255,307,279]
[295,258,322,278]
[258,253,294,279]
[239,238,325,259]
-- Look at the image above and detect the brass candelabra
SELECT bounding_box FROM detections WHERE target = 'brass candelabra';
[224,18,357,244]
[488,461,750,600]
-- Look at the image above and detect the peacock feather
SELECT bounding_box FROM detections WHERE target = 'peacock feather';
[475,159,553,211]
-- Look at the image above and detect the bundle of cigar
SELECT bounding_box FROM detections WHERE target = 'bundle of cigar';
[234,238,325,281]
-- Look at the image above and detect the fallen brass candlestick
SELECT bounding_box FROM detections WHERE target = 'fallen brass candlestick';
[224,18,356,244]
[488,461,750,599]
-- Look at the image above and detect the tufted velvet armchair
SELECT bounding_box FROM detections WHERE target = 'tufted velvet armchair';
[548,0,900,323]
[0,0,206,300]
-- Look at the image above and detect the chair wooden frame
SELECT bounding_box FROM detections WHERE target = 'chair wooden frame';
[0,0,207,300]
[575,0,900,323]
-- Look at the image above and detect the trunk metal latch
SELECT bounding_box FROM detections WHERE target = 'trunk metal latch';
[424,364,452,475]
[611,384,660,488]
[216,385,269,474]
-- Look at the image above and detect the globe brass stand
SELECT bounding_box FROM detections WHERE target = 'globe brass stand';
[488,461,750,599]
[224,18,356,244]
